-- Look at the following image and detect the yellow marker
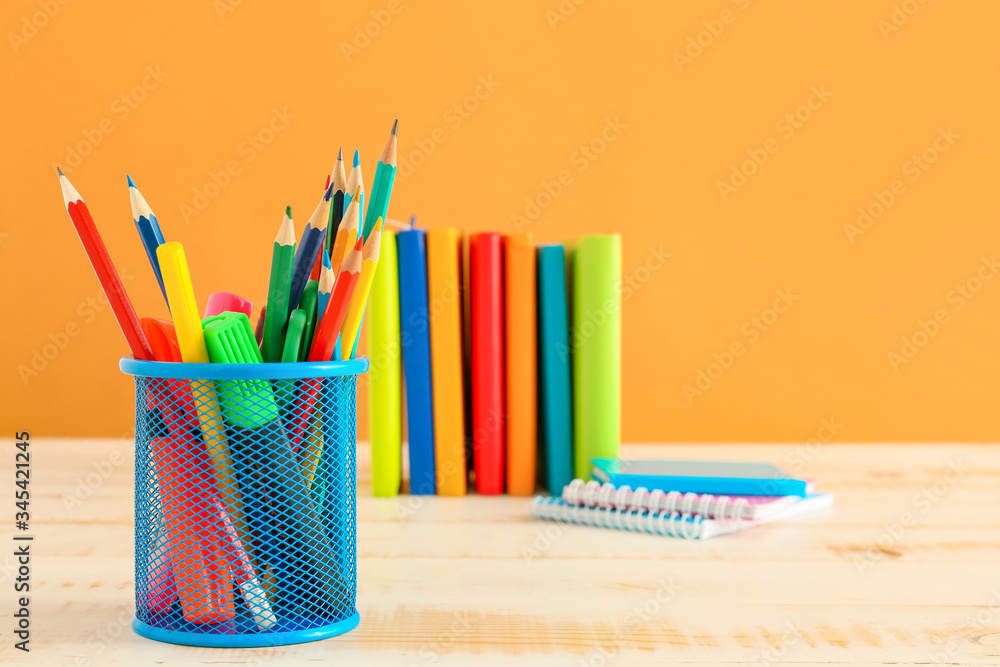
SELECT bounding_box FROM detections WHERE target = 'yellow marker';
[330,188,361,274]
[339,217,383,356]
[156,241,255,564]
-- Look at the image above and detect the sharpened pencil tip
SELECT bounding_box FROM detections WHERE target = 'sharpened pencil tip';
[353,149,360,167]
[391,119,398,136]
[127,174,136,188]
[57,167,64,177]
[324,183,334,201]
[337,147,343,161]
[285,205,292,218]
[409,215,417,228]
[323,250,332,270]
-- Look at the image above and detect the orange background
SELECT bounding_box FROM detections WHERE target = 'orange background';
[3,0,998,442]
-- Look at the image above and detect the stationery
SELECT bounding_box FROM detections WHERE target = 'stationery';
[531,493,834,539]
[536,245,574,494]
[60,169,154,361]
[127,175,168,305]
[363,120,397,242]
[288,184,332,313]
[340,219,384,357]
[156,241,253,570]
[345,149,364,232]
[591,459,812,497]
[426,228,467,495]
[504,232,536,496]
[561,479,813,521]
[469,232,505,495]
[396,226,436,495]
[204,292,253,318]
[262,207,295,362]
[572,235,621,479]
[367,228,402,497]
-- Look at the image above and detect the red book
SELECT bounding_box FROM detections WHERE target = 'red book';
[469,233,505,494]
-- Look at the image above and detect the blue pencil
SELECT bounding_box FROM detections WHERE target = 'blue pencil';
[288,183,333,314]
[344,150,364,225]
[127,175,168,306]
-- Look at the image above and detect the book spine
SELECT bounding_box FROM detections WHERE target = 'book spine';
[572,235,621,479]
[397,229,437,494]
[537,245,574,494]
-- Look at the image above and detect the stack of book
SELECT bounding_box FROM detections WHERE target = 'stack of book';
[531,459,834,539]
[367,229,622,497]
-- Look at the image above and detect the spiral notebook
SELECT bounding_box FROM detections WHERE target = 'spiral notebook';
[562,479,809,521]
[531,492,834,539]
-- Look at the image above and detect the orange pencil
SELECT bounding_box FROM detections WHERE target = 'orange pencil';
[504,233,537,495]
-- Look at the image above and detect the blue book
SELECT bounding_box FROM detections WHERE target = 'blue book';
[591,459,810,497]
[537,245,574,494]
[396,228,436,494]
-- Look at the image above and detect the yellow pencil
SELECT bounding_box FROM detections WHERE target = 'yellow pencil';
[339,217,383,357]
[329,187,361,275]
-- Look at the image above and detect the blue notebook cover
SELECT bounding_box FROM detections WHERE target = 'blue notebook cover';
[397,229,436,494]
[537,245,574,494]
[591,459,809,497]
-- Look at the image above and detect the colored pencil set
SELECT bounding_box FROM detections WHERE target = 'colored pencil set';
[367,229,622,497]
[60,122,399,630]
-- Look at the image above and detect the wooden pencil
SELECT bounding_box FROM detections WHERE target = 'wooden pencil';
[340,218,383,357]
[288,183,332,313]
[308,237,363,362]
[59,169,154,361]
[127,175,168,306]
[329,188,361,275]
[345,150,364,227]
[261,207,295,362]
[363,120,398,242]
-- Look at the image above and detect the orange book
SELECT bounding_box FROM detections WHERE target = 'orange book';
[504,233,537,495]
[426,228,468,495]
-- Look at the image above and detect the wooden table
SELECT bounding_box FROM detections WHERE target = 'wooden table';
[3,439,998,665]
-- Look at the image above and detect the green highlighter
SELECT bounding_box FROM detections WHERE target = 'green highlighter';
[202,312,280,429]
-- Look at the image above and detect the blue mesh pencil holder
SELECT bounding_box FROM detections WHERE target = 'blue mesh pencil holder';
[120,356,368,648]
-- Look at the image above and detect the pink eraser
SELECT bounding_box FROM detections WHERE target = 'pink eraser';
[204,292,253,318]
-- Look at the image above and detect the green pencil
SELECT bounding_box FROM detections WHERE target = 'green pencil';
[363,120,398,242]
[261,207,296,363]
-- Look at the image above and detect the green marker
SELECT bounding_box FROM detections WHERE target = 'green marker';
[203,312,280,429]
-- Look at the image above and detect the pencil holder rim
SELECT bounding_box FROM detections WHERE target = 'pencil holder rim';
[119,355,369,380]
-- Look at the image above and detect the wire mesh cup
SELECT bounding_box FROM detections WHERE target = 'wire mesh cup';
[120,356,368,648]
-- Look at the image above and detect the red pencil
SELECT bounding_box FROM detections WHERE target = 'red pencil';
[287,238,364,445]
[308,237,363,362]
[59,169,154,361]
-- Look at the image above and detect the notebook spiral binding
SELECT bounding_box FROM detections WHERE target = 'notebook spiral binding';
[562,479,751,521]
[530,496,708,539]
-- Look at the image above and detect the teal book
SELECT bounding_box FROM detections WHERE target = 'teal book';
[537,245,574,493]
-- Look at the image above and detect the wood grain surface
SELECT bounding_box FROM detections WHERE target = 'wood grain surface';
[1,439,998,666]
